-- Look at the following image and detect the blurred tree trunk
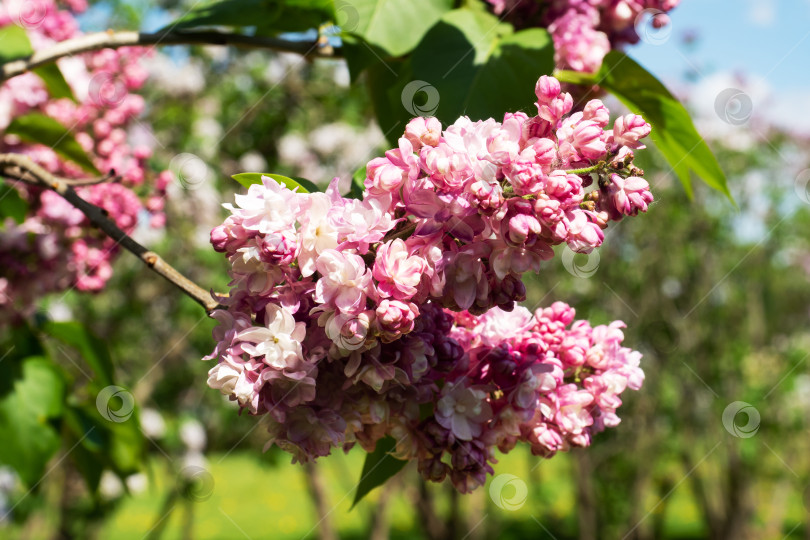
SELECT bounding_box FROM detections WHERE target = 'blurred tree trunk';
[447,483,460,540]
[574,449,597,540]
[414,478,446,540]
[650,475,674,540]
[303,462,337,540]
[464,486,486,540]
[760,477,791,540]
[368,476,395,540]
[719,446,753,540]
[682,449,721,539]
[805,484,810,540]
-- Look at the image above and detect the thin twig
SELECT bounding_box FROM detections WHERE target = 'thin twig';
[61,169,122,186]
[1,29,339,81]
[0,153,220,314]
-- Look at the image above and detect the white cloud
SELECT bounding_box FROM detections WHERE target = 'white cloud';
[746,0,776,27]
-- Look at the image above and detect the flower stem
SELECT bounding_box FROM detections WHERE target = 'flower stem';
[565,163,602,175]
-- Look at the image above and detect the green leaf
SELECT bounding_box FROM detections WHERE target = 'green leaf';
[232,172,319,193]
[5,113,99,174]
[0,25,75,101]
[351,436,407,508]
[67,434,104,493]
[33,64,77,102]
[340,0,454,57]
[0,323,44,399]
[0,179,28,225]
[366,56,412,144]
[42,321,115,387]
[594,51,730,199]
[166,0,335,35]
[0,24,33,63]
[65,402,146,480]
[367,8,555,145]
[347,165,366,199]
[0,357,66,486]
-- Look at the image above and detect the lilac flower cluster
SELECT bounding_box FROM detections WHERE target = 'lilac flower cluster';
[0,0,170,319]
[205,76,651,492]
[486,0,680,72]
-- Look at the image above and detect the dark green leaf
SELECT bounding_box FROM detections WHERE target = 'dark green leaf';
[366,56,412,144]
[351,436,407,508]
[33,64,77,102]
[64,403,145,490]
[232,172,319,193]
[0,323,43,399]
[0,179,28,224]
[367,8,554,145]
[0,24,33,63]
[0,357,65,485]
[5,113,99,174]
[166,0,335,35]
[347,165,366,199]
[42,321,115,387]
[594,51,730,199]
[67,435,103,493]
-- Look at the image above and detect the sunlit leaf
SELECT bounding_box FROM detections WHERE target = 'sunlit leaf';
[232,172,319,193]
[593,52,730,199]
[0,357,65,485]
[5,113,99,174]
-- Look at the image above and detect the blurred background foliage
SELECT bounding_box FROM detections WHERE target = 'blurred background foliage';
[2,0,810,539]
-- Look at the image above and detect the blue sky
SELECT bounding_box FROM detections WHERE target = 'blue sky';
[633,0,810,92]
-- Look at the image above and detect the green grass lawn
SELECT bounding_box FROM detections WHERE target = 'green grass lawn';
[4,444,804,539]
[96,445,722,540]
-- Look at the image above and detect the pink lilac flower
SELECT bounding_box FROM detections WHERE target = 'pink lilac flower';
[0,0,167,322]
[485,0,681,73]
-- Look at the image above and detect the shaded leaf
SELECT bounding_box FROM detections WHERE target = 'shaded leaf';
[367,8,554,145]
[351,436,407,508]
[0,179,28,225]
[5,113,99,174]
[347,165,366,199]
[42,321,115,387]
[0,323,43,399]
[232,172,319,193]
[594,51,729,199]
[64,403,144,479]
